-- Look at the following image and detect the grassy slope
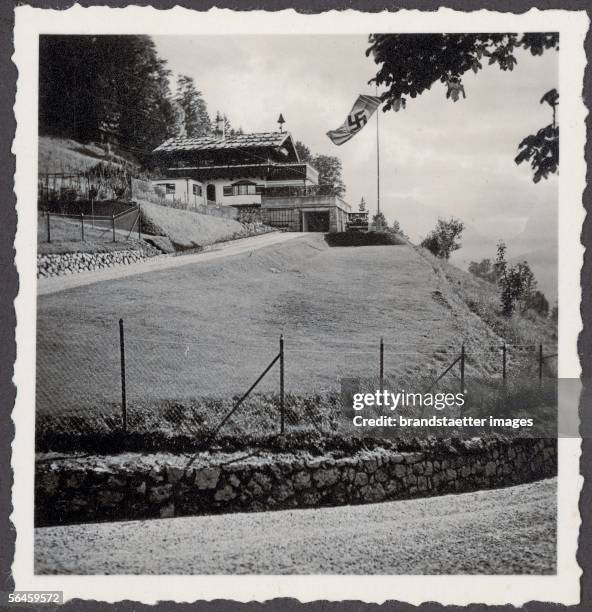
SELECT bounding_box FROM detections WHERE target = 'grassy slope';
[37,234,555,428]
[38,136,137,174]
[138,201,264,249]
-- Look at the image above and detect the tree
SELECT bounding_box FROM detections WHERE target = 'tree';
[468,258,498,283]
[526,290,550,317]
[495,240,542,317]
[420,217,465,259]
[309,154,346,198]
[359,197,366,212]
[39,35,180,154]
[391,218,408,238]
[175,75,212,138]
[295,140,312,162]
[514,89,559,183]
[367,33,559,183]
[219,113,243,137]
[372,211,387,229]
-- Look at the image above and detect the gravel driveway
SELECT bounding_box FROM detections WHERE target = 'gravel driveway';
[35,478,556,575]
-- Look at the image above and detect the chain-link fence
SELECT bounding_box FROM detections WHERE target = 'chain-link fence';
[35,320,558,452]
[38,207,141,245]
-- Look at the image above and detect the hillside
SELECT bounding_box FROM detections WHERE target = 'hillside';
[38,136,140,174]
[138,201,269,250]
[36,234,556,427]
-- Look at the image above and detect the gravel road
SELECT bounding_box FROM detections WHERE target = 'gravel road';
[35,478,556,575]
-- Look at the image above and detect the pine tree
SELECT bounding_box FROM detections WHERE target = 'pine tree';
[176,75,212,138]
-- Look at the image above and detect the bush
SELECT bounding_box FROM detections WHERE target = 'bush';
[421,217,464,259]
[325,231,407,247]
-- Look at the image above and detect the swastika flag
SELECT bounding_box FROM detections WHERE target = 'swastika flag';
[326,95,382,146]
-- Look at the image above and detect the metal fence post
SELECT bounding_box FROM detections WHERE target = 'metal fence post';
[138,205,141,241]
[112,214,116,242]
[502,343,507,382]
[46,211,51,243]
[119,318,127,433]
[539,343,543,382]
[81,213,85,241]
[280,334,285,435]
[460,344,465,393]
[379,337,384,392]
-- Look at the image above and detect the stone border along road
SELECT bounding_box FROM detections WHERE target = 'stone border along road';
[35,478,556,575]
[37,231,305,295]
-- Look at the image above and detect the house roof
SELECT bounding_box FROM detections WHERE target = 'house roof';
[153,132,293,154]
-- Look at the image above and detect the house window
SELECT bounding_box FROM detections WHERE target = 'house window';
[157,183,176,195]
[223,182,261,197]
[192,184,202,196]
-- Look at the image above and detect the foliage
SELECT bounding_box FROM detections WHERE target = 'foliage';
[372,211,387,229]
[295,140,312,162]
[468,258,499,283]
[325,231,406,247]
[439,257,557,349]
[420,217,465,259]
[222,113,244,137]
[514,89,559,183]
[391,218,408,238]
[294,141,346,197]
[40,35,181,156]
[495,241,540,317]
[367,33,558,112]
[175,75,212,137]
[309,154,346,198]
[525,290,550,317]
[367,33,559,182]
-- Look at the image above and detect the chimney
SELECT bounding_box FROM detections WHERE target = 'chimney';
[215,111,225,140]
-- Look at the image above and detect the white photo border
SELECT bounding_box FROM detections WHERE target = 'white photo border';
[12,5,588,605]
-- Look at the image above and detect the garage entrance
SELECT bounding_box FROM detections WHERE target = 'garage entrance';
[302,210,330,232]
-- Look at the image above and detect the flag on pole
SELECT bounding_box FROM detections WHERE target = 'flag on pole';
[326,94,382,146]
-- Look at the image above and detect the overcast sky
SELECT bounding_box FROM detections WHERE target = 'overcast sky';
[153,35,558,297]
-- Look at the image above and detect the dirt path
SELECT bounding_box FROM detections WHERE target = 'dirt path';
[38,231,304,296]
[35,478,556,575]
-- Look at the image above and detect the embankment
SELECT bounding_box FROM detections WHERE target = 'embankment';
[139,201,272,250]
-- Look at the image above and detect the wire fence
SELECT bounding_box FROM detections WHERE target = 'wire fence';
[38,206,141,244]
[35,318,558,453]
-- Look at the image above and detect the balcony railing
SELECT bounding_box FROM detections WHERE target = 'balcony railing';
[261,184,338,198]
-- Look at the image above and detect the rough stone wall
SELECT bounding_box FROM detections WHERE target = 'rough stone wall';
[35,438,556,526]
[37,249,153,278]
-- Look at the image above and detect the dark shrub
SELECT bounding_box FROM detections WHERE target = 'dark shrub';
[325,231,407,247]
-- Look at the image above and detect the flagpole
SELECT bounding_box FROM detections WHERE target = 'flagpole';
[376,87,381,221]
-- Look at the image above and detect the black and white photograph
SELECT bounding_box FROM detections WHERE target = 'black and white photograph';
[7,4,587,607]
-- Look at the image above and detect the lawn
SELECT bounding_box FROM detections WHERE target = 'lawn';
[37,212,143,254]
[36,233,556,446]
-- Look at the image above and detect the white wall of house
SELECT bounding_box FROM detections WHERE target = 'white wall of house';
[202,175,318,207]
[151,178,206,208]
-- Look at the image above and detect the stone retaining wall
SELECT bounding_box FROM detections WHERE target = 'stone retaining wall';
[37,249,153,278]
[35,438,557,526]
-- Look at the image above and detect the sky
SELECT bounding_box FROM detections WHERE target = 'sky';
[153,34,558,299]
